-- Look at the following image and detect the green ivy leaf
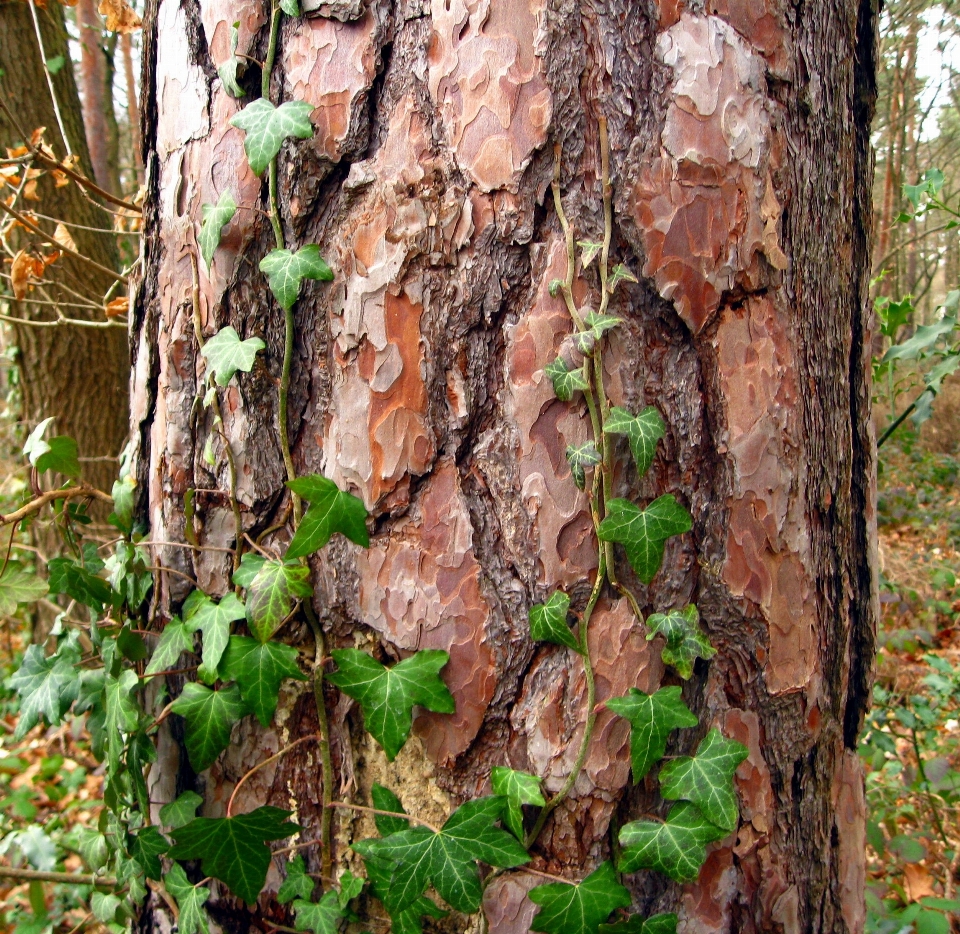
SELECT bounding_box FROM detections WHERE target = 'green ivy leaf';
[8,641,81,740]
[104,668,140,777]
[596,495,691,584]
[279,0,301,13]
[200,325,265,387]
[217,22,244,99]
[184,591,246,681]
[338,869,363,908]
[566,442,602,491]
[199,191,238,269]
[170,682,249,772]
[371,784,410,836]
[605,687,698,782]
[352,797,529,913]
[128,826,169,880]
[577,240,603,268]
[604,407,665,478]
[530,862,631,934]
[221,635,308,726]
[286,474,369,559]
[544,357,589,402]
[278,854,315,905]
[327,649,455,760]
[244,560,313,643]
[23,418,79,476]
[658,728,748,831]
[118,623,148,662]
[48,556,114,610]
[0,565,47,615]
[160,791,203,830]
[599,913,678,934]
[645,604,716,680]
[618,801,727,882]
[232,551,266,589]
[607,264,638,291]
[490,767,545,840]
[529,591,580,653]
[144,617,194,676]
[582,310,621,338]
[229,98,314,175]
[259,245,334,310]
[91,891,122,924]
[164,863,211,934]
[293,891,342,934]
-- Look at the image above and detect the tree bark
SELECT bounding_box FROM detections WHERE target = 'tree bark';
[0,0,130,494]
[134,0,879,931]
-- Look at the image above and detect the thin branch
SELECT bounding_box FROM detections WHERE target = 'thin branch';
[25,0,72,157]
[227,734,321,818]
[0,485,112,527]
[0,310,125,330]
[325,801,440,834]
[0,866,116,887]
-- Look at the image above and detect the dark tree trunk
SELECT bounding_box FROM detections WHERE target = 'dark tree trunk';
[134,0,879,931]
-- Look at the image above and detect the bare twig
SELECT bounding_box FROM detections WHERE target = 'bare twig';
[227,734,320,818]
[0,485,112,527]
[0,866,116,887]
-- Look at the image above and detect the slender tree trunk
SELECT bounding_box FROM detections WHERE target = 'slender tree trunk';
[135,0,878,931]
[121,32,143,185]
[0,0,129,493]
[77,0,120,193]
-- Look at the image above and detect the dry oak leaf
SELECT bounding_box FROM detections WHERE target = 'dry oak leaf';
[10,250,40,300]
[98,0,141,33]
[53,223,76,253]
[104,297,129,318]
[903,864,937,902]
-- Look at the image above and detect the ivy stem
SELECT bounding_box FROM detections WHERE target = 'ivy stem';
[226,733,321,818]
[304,603,334,883]
[325,801,441,834]
[262,0,281,100]
[0,867,117,888]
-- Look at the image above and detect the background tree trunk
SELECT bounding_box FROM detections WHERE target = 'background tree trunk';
[134,0,879,931]
[0,0,130,493]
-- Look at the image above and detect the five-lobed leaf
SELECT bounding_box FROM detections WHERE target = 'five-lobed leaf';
[165,863,211,934]
[170,682,249,772]
[230,98,314,176]
[544,357,589,402]
[0,565,48,616]
[160,790,204,830]
[169,806,299,904]
[199,191,238,268]
[221,635,307,726]
[658,728,748,832]
[9,641,81,740]
[645,604,716,680]
[529,591,580,653]
[605,687,698,782]
[128,826,169,880]
[604,406,665,479]
[278,854,316,905]
[618,801,727,882]
[597,495,691,584]
[529,861,631,934]
[184,591,246,681]
[327,649,454,760]
[144,617,194,676]
[286,474,369,559]
[490,767,545,840]
[244,560,313,643]
[200,325,265,387]
[259,245,333,310]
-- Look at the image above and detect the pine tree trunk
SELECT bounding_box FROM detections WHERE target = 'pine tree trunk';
[134,0,879,931]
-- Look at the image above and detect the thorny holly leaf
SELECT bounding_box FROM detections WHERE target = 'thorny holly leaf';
[566,442,602,491]
[618,801,727,883]
[168,806,299,905]
[604,406,665,479]
[221,635,307,726]
[230,98,314,175]
[244,559,313,643]
[529,861,631,934]
[327,649,454,760]
[160,791,203,830]
[605,686,698,782]
[544,357,589,402]
[659,728,748,832]
[164,863,211,934]
[597,495,692,585]
[286,474,370,559]
[169,682,249,772]
[293,892,343,934]
[352,797,529,914]
[259,245,333,310]
[9,639,80,740]
[528,591,580,653]
[144,616,194,676]
[645,604,716,680]
[200,325,265,387]
[199,191,238,268]
[217,23,244,99]
[183,590,246,681]
[490,767,545,840]
[278,854,315,905]
[128,826,169,880]
[600,913,678,934]
[0,565,48,616]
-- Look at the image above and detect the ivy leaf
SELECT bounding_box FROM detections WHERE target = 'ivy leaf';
[144,617,194,676]
[604,407,665,478]
[0,565,47,615]
[279,0,300,13]
[596,495,691,584]
[184,591,246,681]
[530,862,631,934]
[605,687,698,782]
[600,913,678,934]
[24,419,80,477]
[658,728,748,831]
[244,560,313,643]
[128,826,169,880]
[544,357,589,402]
[48,556,114,610]
[217,22,244,99]
[286,474,369,559]
[229,98,314,175]
[23,416,54,463]
[170,682,249,772]
[8,642,81,740]
[160,791,203,830]
[582,310,622,338]
[618,801,727,882]
[490,767,545,840]
[371,783,410,836]
[352,797,529,913]
[168,806,299,904]
[566,442,601,491]
[259,245,333,310]
[221,635,308,726]
[529,591,580,653]
[164,863,211,934]
[338,869,364,907]
[293,892,342,934]
[232,551,266,589]
[645,604,716,680]
[199,191,237,268]
[578,240,603,268]
[278,854,315,905]
[200,325,265,387]
[607,264,638,291]
[104,668,140,776]
[327,649,455,760]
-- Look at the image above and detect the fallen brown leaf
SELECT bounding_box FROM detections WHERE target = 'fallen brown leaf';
[904,863,937,902]
[10,250,35,300]
[53,223,76,253]
[104,296,129,318]
[98,0,142,33]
